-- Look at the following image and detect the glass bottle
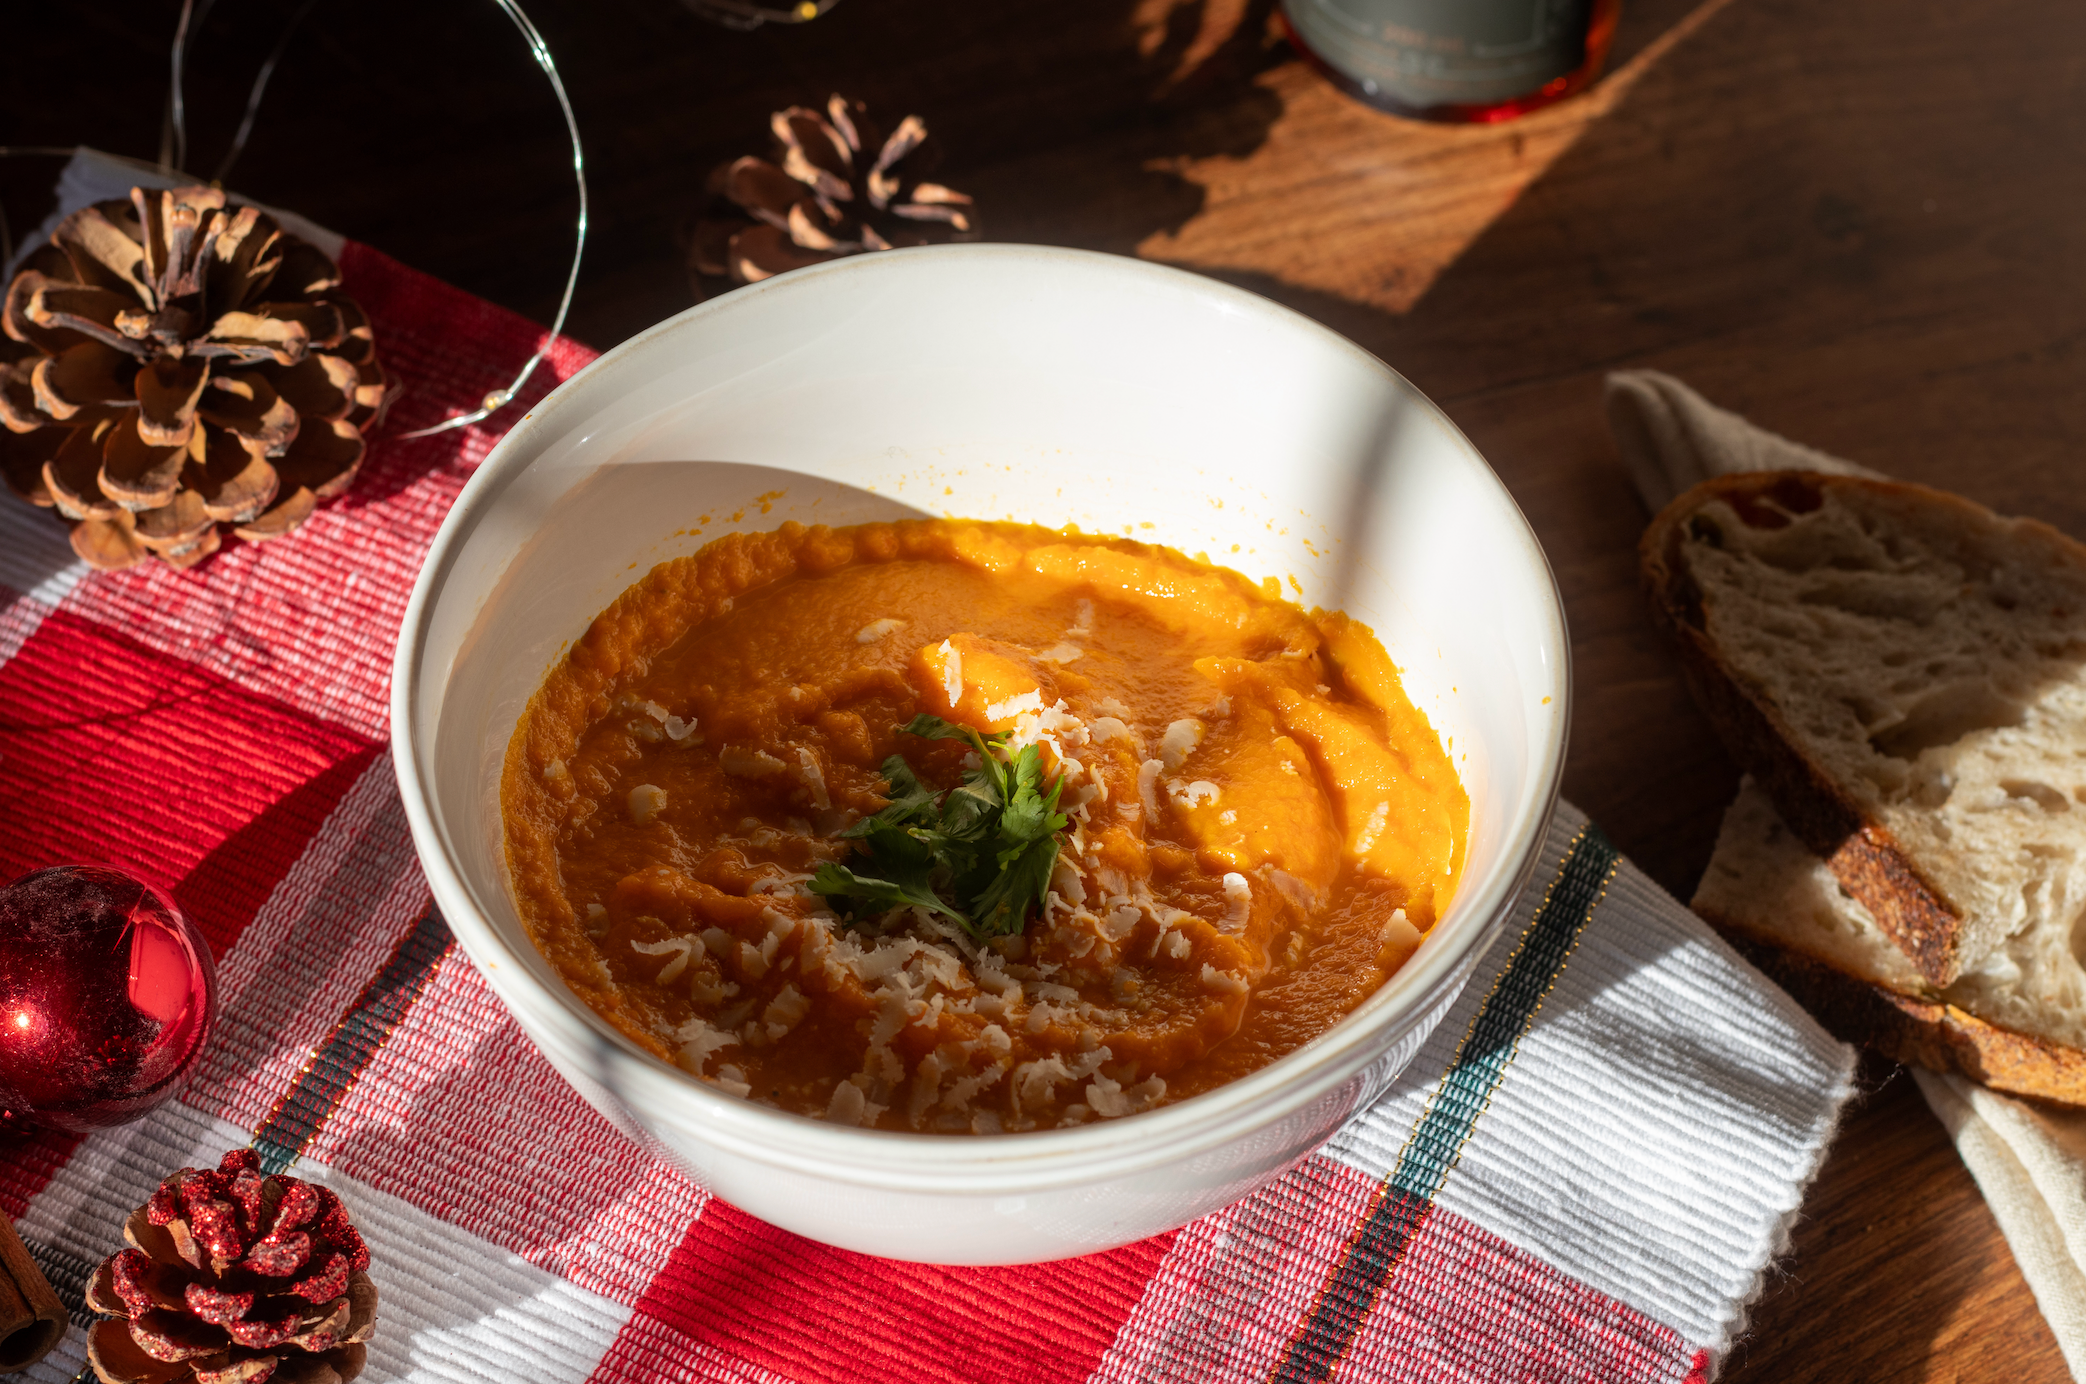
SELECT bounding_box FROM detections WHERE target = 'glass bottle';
[1282,0,1621,124]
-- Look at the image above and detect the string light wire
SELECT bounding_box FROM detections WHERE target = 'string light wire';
[8,1,588,443]
[159,0,219,174]
[211,0,323,185]
[402,0,590,439]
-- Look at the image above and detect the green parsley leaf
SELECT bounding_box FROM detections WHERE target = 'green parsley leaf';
[840,755,939,838]
[809,860,966,926]
[997,743,1064,847]
[968,745,1067,936]
[810,714,1071,939]
[969,833,1063,938]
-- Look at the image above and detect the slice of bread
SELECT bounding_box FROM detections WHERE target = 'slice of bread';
[1695,780,2086,1105]
[1642,471,2086,989]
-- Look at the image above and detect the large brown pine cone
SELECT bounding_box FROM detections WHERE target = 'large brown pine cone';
[0,185,398,572]
[687,94,980,296]
[84,1149,377,1384]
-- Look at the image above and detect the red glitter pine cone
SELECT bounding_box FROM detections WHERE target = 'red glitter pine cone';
[84,1150,377,1384]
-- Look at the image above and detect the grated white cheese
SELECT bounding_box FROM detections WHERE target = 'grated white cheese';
[691,968,729,1007]
[797,747,831,811]
[542,758,568,782]
[1201,962,1248,994]
[1169,779,1221,809]
[825,1081,862,1124]
[762,983,809,1041]
[1221,873,1253,933]
[663,714,698,743]
[1089,716,1135,747]
[1383,907,1424,967]
[1050,857,1088,906]
[1068,600,1095,638]
[1138,759,1163,821]
[1036,642,1084,664]
[973,956,1022,997]
[631,935,695,984]
[627,783,668,825]
[939,638,963,709]
[1266,868,1316,911]
[856,617,906,643]
[985,689,1045,723]
[1088,1073,1166,1119]
[939,1061,1006,1116]
[710,1064,753,1099]
[674,1016,739,1076]
[719,745,787,778]
[1354,800,1390,857]
[826,1077,883,1127]
[907,1050,949,1127]
[1159,718,1205,772]
[1165,929,1192,959]
[1011,1047,1111,1114]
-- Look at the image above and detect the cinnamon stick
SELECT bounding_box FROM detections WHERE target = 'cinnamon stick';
[0,1214,64,1373]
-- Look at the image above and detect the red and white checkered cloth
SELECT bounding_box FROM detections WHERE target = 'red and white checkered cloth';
[0,184,1855,1383]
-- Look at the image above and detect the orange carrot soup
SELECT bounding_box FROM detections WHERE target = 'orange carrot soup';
[501,520,1466,1132]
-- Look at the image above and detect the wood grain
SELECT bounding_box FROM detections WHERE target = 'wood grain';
[5,0,2082,1377]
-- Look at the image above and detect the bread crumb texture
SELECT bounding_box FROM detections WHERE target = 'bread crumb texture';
[1676,475,2086,1044]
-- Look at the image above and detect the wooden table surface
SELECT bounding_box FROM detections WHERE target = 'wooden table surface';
[9,0,2084,1377]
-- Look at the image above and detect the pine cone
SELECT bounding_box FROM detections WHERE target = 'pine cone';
[687,94,980,296]
[0,186,398,572]
[83,1149,377,1384]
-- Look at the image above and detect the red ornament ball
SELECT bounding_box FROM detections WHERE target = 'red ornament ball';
[0,865,216,1132]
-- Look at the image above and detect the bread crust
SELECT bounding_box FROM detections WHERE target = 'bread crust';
[1697,903,2086,1108]
[1640,471,1985,988]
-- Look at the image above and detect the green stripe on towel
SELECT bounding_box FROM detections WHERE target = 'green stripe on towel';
[1271,822,1620,1384]
[250,905,455,1173]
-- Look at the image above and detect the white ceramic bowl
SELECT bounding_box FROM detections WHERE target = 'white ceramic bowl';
[392,244,1567,1264]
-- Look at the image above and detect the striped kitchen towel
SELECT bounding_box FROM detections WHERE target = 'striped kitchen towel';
[0,153,1853,1384]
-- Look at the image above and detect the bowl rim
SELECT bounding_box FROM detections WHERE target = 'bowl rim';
[390,242,1571,1192]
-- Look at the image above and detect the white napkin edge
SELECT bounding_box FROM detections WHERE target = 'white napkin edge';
[1604,369,1883,513]
[1606,368,2084,1379]
[1916,1071,2086,1379]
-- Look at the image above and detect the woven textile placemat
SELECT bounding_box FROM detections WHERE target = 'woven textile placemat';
[0,213,1854,1383]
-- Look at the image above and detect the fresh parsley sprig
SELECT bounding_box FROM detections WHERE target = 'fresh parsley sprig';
[811,713,1069,939]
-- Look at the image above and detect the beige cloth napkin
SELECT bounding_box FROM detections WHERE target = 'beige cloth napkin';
[1606,369,2086,1381]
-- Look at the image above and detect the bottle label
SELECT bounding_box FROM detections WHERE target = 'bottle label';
[1287,0,1592,108]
